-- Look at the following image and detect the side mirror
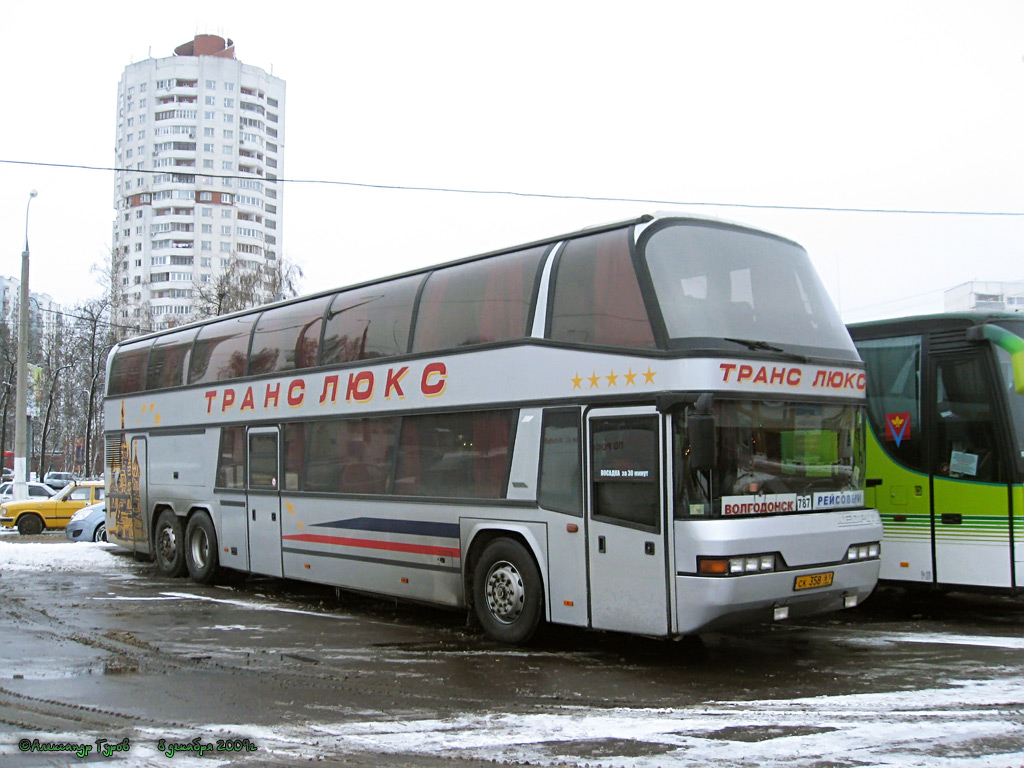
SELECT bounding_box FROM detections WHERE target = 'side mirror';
[967,324,1024,394]
[686,393,716,471]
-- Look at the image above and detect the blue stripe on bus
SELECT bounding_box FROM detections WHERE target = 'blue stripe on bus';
[312,517,460,539]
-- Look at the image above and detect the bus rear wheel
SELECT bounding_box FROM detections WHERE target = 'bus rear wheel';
[153,509,187,577]
[185,512,219,585]
[473,538,543,645]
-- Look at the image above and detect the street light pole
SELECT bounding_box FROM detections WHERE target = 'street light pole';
[13,189,38,500]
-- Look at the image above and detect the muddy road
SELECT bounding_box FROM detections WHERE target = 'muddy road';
[0,535,1022,767]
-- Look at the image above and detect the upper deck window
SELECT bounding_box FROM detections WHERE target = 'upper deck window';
[108,341,151,395]
[146,327,196,390]
[321,276,422,364]
[188,315,257,384]
[547,229,656,349]
[642,222,857,359]
[249,295,331,376]
[412,247,547,353]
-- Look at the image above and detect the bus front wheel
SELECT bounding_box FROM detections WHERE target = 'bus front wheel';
[473,538,543,645]
[185,512,219,585]
[153,510,187,577]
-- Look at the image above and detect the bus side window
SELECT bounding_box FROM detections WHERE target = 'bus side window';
[590,417,660,530]
[856,335,926,473]
[217,426,245,489]
[412,247,546,353]
[934,355,1006,482]
[548,229,656,350]
[249,296,332,376]
[537,410,582,516]
[109,342,151,396]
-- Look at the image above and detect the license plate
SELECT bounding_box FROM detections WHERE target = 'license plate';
[793,571,834,591]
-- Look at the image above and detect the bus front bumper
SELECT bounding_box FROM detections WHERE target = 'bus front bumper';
[673,559,880,635]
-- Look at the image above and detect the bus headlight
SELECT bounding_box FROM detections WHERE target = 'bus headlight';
[699,553,777,576]
[846,542,881,561]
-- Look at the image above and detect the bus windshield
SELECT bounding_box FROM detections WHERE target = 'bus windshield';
[642,222,858,360]
[674,401,865,517]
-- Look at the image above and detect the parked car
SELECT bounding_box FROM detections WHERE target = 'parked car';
[66,501,107,543]
[0,481,55,503]
[0,480,105,536]
[43,471,76,490]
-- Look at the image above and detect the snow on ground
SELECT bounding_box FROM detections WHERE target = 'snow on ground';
[139,676,1024,768]
[0,540,127,572]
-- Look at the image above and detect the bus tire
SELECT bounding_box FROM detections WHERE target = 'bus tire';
[16,514,44,536]
[153,509,187,577]
[185,512,219,585]
[473,538,543,645]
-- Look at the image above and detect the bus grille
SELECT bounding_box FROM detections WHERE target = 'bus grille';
[105,435,122,470]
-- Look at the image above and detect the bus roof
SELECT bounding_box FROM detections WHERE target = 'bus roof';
[849,311,1024,334]
[113,211,803,349]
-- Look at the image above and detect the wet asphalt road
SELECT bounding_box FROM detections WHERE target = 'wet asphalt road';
[1,534,1023,767]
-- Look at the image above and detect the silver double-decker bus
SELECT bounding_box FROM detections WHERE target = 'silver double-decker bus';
[104,213,881,644]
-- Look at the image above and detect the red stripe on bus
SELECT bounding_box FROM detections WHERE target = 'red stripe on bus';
[282,533,460,559]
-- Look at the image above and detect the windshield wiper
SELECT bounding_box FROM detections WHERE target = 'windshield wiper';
[724,337,784,352]
[723,338,811,363]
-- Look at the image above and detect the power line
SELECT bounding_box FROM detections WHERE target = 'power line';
[2,157,1022,218]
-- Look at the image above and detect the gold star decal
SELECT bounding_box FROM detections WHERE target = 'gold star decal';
[588,371,601,389]
[571,372,583,390]
[624,368,638,386]
[642,366,657,384]
[606,371,619,387]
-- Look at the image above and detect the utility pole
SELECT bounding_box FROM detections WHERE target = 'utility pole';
[13,189,38,499]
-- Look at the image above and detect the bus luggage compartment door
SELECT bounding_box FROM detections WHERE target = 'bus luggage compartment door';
[586,409,670,636]
[246,427,283,578]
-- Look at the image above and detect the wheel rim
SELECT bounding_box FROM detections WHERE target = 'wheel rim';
[157,524,178,563]
[95,525,107,543]
[484,560,525,624]
[190,526,209,570]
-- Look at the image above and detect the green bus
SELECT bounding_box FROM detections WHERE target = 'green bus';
[849,313,1024,591]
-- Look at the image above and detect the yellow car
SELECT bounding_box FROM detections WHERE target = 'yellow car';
[0,480,105,536]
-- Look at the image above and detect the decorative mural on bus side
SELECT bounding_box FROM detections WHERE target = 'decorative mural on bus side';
[107,404,146,548]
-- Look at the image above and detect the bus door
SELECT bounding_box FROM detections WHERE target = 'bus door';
[930,352,1013,589]
[247,427,283,578]
[586,408,670,636]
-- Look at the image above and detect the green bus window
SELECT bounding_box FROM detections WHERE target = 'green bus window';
[934,355,1006,483]
[856,335,926,473]
[548,229,656,349]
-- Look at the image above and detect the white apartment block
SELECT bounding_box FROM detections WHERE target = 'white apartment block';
[0,276,61,347]
[944,280,1024,313]
[112,35,285,329]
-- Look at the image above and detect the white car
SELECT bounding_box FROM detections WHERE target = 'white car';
[0,481,55,503]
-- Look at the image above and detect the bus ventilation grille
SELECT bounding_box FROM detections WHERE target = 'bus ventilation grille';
[105,436,122,470]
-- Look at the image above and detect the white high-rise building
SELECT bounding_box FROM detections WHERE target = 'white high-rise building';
[112,35,285,329]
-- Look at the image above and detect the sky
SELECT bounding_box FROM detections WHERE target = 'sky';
[1,1,1023,325]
